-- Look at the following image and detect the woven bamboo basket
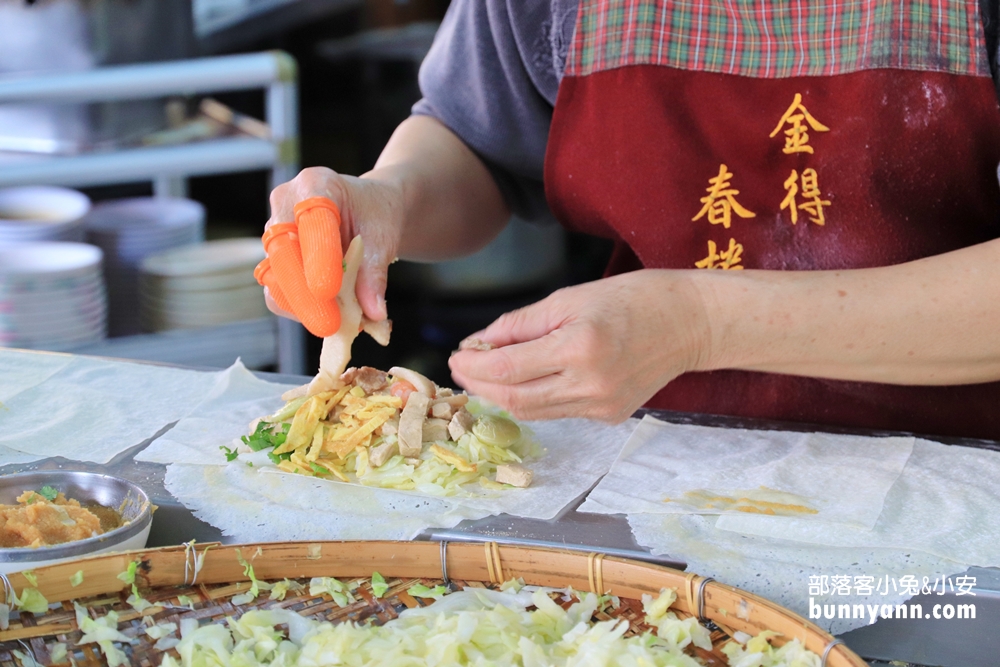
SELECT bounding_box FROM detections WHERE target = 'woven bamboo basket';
[0,541,866,667]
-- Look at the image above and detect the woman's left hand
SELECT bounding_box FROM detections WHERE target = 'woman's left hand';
[448,269,711,422]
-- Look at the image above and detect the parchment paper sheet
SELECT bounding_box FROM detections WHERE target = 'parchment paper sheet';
[0,445,46,466]
[165,462,488,542]
[136,361,298,465]
[0,353,219,464]
[0,348,74,403]
[580,416,914,528]
[716,439,1000,566]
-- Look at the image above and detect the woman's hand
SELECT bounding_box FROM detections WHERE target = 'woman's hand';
[265,166,403,325]
[264,116,510,331]
[448,270,711,422]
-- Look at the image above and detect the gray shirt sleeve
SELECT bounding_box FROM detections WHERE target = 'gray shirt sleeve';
[412,0,578,223]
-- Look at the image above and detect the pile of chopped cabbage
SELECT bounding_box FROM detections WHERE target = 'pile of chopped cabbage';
[152,583,821,667]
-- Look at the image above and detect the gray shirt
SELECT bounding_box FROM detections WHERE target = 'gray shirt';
[412,0,579,222]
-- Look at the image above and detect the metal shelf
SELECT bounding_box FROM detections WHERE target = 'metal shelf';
[0,137,279,188]
[0,51,307,373]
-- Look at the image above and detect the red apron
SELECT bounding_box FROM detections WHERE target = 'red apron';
[545,0,1000,439]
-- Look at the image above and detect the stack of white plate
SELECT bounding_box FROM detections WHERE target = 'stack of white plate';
[0,186,91,243]
[84,197,205,336]
[139,238,269,332]
[0,242,107,351]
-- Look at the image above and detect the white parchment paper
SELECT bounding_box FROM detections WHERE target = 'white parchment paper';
[0,354,219,463]
[0,348,73,403]
[715,439,1000,567]
[0,445,46,466]
[166,462,488,543]
[136,361,298,465]
[580,416,914,528]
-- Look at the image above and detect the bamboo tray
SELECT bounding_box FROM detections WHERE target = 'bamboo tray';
[0,541,865,666]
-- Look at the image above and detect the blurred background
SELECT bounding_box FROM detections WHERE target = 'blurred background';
[0,0,612,386]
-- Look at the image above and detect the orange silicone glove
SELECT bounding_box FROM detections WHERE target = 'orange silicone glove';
[255,197,344,337]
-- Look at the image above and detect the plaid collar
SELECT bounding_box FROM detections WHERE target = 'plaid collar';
[567,0,991,79]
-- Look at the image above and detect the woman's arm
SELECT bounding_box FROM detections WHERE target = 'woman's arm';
[698,237,1000,385]
[448,238,1000,421]
[369,115,510,261]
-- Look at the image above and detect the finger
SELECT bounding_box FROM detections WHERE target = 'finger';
[255,258,294,313]
[264,287,300,322]
[450,370,582,421]
[355,238,394,322]
[463,298,567,349]
[267,181,296,228]
[268,166,347,226]
[295,197,343,301]
[455,370,636,423]
[448,335,564,385]
[263,223,341,337]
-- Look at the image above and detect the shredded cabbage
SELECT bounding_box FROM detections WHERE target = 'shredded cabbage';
[268,579,304,601]
[70,570,84,587]
[75,602,133,667]
[117,560,140,586]
[13,588,49,615]
[11,649,42,667]
[642,589,712,652]
[21,571,37,587]
[127,584,154,612]
[406,583,448,599]
[49,643,68,664]
[370,572,388,599]
[145,622,178,640]
[233,549,273,605]
[160,586,701,667]
[721,631,822,667]
[308,577,355,608]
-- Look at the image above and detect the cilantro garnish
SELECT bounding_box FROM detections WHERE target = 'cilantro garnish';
[38,486,58,502]
[241,421,290,452]
[220,445,239,462]
[267,450,292,465]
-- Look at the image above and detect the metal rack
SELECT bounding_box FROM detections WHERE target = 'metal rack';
[0,51,306,374]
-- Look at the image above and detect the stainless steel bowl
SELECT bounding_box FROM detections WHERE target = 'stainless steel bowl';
[0,471,152,574]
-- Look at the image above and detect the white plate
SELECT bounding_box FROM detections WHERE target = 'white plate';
[141,298,268,322]
[141,302,269,330]
[0,326,105,349]
[0,227,86,243]
[0,303,105,324]
[0,310,106,336]
[0,242,103,280]
[141,283,264,310]
[140,268,257,293]
[0,185,90,228]
[84,197,204,233]
[0,275,103,297]
[141,238,265,278]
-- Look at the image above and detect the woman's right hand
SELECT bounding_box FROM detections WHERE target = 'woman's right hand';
[263,115,511,336]
[264,166,404,327]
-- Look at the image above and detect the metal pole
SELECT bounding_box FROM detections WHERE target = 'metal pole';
[153,175,189,198]
[266,68,307,376]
